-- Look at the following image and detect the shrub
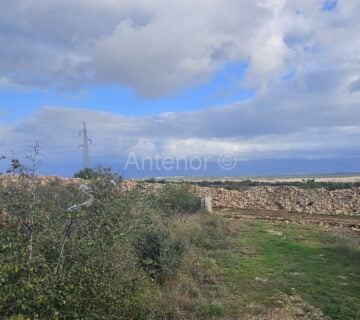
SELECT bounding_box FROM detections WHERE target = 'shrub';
[155,184,199,217]
[74,167,98,179]
[135,228,186,284]
[74,167,122,181]
[0,158,205,319]
[0,174,155,319]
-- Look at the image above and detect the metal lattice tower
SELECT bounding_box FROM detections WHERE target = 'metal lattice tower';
[79,122,92,169]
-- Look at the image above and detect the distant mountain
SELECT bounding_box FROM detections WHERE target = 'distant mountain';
[2,157,359,178]
[120,158,360,179]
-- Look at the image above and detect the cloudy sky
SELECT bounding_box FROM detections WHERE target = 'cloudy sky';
[0,0,360,176]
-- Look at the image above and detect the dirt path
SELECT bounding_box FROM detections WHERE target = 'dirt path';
[218,208,360,233]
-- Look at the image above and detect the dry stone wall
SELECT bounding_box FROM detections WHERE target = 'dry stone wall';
[119,180,360,215]
[1,175,359,215]
[0,174,83,188]
[195,186,360,216]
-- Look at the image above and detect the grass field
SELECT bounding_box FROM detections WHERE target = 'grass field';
[183,215,360,319]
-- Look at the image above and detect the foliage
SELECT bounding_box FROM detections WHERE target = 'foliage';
[0,155,203,319]
[155,184,199,217]
[74,166,122,181]
[0,171,154,319]
[191,178,360,191]
[144,178,168,184]
[135,228,186,284]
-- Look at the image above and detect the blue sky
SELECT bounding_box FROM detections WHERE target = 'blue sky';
[322,0,338,11]
[0,0,359,177]
[0,62,254,123]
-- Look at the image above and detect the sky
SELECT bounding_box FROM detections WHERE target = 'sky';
[0,0,360,177]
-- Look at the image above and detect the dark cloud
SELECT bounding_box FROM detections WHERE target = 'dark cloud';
[348,78,360,94]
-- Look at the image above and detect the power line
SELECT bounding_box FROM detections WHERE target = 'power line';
[78,122,92,169]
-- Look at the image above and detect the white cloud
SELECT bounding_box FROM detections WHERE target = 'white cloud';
[0,0,360,175]
[1,0,359,96]
[0,92,359,166]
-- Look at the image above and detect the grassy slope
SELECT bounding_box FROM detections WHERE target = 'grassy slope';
[187,216,360,319]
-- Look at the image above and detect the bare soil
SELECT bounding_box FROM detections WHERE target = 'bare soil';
[218,208,360,233]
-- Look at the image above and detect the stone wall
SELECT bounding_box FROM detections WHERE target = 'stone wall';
[0,174,83,188]
[195,186,360,216]
[1,175,359,215]
[120,181,360,215]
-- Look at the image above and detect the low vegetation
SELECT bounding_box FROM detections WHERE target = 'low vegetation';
[210,221,360,319]
[0,166,207,319]
[74,167,122,181]
[190,179,360,191]
[0,162,359,319]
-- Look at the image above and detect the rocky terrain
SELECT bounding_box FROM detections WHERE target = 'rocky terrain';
[1,175,360,216]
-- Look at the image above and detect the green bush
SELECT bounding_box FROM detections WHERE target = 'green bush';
[0,166,204,319]
[135,228,186,284]
[0,175,155,319]
[74,167,122,181]
[74,167,98,179]
[155,184,199,217]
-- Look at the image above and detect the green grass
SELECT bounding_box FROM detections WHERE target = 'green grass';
[194,218,360,319]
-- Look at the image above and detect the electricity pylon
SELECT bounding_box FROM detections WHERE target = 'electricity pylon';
[79,122,92,169]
